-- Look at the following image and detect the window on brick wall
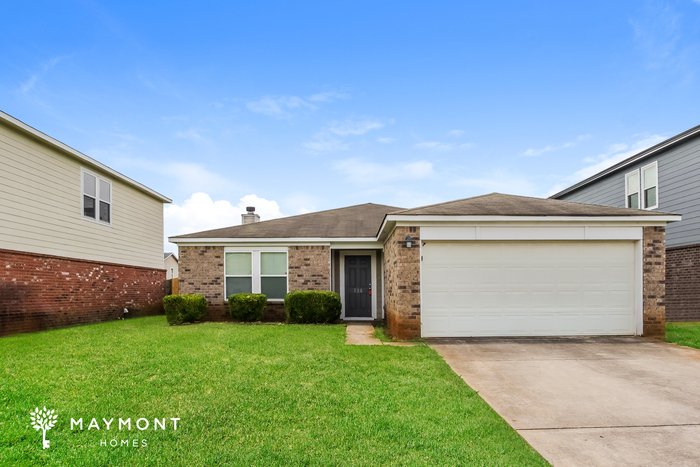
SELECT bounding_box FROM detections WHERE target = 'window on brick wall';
[224,249,288,300]
[82,168,112,225]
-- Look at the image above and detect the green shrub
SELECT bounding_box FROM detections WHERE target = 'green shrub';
[285,291,342,324]
[163,294,208,325]
[228,293,268,322]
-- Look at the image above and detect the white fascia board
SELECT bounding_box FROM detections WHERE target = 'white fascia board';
[0,111,171,203]
[169,237,377,244]
[330,241,384,249]
[387,215,682,223]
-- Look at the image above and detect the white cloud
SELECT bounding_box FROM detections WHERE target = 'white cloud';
[521,134,592,157]
[246,91,349,118]
[303,118,386,153]
[327,119,385,136]
[377,137,395,144]
[246,95,317,117]
[165,193,285,248]
[631,3,682,70]
[303,139,349,152]
[306,91,350,102]
[333,158,434,184]
[414,141,473,151]
[448,130,465,137]
[546,134,667,196]
[173,127,212,145]
[19,56,65,94]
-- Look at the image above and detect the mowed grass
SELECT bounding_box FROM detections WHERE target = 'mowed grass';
[1,317,548,466]
[666,322,700,349]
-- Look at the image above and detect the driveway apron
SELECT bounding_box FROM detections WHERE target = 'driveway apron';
[428,337,700,467]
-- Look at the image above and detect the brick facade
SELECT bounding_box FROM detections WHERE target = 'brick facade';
[643,226,666,337]
[383,226,421,340]
[288,246,330,291]
[0,248,165,337]
[179,245,330,322]
[179,245,228,320]
[666,243,700,321]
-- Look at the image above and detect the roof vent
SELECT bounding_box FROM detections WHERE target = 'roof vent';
[241,206,260,224]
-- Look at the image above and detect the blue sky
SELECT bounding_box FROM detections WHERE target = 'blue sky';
[3,1,700,250]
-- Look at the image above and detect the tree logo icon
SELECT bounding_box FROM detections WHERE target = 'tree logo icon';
[30,407,58,449]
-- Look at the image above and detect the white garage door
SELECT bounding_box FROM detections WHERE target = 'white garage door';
[421,241,636,337]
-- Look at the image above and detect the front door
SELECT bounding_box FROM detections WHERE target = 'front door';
[344,255,372,318]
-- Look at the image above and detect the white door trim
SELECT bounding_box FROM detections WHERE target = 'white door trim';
[339,250,377,321]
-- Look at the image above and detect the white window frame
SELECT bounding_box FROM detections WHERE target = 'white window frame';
[624,169,640,209]
[81,167,112,227]
[224,247,288,302]
[170,268,174,279]
[641,161,659,210]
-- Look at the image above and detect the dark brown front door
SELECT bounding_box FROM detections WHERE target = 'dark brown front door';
[344,255,372,318]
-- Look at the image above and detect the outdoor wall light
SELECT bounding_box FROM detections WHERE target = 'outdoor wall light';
[405,235,412,248]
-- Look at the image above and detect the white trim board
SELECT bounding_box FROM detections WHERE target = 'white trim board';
[420,226,644,241]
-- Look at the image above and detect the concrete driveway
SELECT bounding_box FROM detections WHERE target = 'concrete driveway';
[427,336,700,467]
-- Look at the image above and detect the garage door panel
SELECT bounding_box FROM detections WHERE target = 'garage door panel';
[422,241,636,337]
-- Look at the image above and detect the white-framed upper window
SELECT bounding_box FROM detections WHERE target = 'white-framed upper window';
[641,161,659,209]
[224,248,288,301]
[170,268,174,279]
[81,168,112,225]
[625,169,640,209]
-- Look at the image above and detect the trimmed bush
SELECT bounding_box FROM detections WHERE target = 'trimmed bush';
[228,293,268,322]
[163,294,208,325]
[285,291,342,324]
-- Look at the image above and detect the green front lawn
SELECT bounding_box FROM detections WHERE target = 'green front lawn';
[1,317,547,466]
[666,321,700,349]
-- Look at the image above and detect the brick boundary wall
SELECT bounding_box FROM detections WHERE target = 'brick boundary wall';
[666,242,700,322]
[0,248,165,337]
[179,245,330,322]
[383,226,421,340]
[642,226,666,337]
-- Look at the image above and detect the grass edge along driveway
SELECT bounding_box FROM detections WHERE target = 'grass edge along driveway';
[1,317,548,466]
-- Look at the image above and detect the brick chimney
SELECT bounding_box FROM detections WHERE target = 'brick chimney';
[241,206,260,224]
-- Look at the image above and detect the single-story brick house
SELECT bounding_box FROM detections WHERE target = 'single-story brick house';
[169,193,680,339]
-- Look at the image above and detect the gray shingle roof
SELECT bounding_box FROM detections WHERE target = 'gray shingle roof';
[391,193,675,217]
[170,194,677,241]
[171,203,404,239]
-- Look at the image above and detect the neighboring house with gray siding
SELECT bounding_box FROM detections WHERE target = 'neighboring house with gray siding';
[551,124,700,320]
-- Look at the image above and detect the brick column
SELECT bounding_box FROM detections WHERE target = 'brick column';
[179,246,227,319]
[383,226,421,339]
[288,246,330,291]
[643,226,666,337]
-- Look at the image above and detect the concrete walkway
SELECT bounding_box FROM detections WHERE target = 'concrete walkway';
[345,324,420,346]
[428,336,700,467]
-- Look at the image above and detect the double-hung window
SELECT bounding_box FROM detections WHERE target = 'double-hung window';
[625,169,640,209]
[225,249,288,300]
[82,168,112,225]
[641,162,658,209]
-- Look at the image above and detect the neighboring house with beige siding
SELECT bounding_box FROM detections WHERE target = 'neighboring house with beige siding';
[0,110,171,336]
